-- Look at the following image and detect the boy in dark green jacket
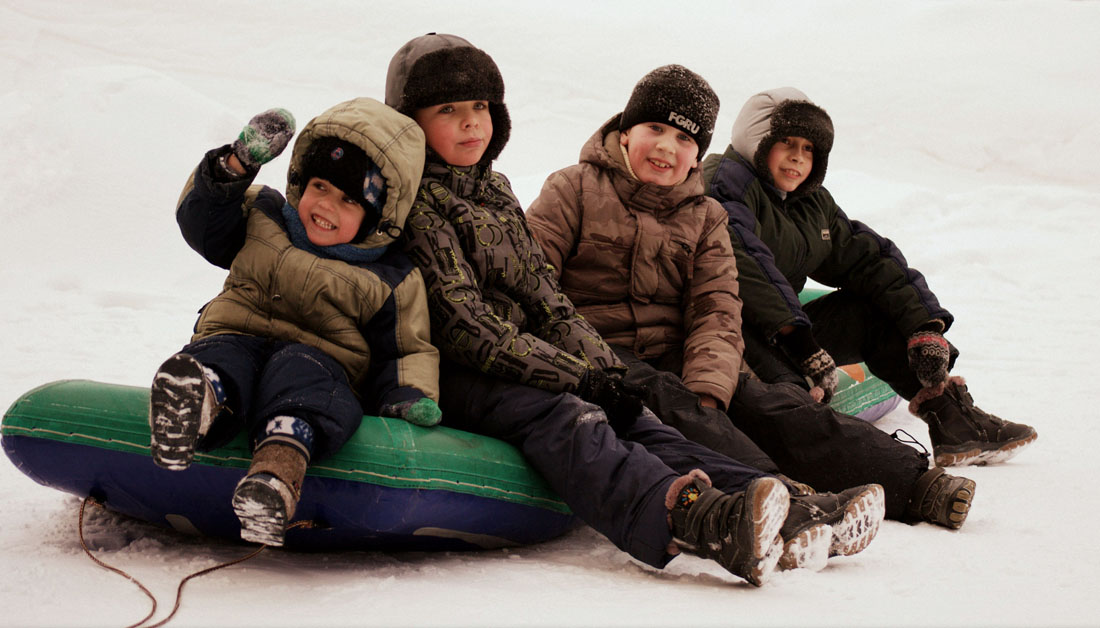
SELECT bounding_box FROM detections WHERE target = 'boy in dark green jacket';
[703,87,1037,469]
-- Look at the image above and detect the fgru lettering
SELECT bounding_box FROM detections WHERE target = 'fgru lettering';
[668,111,699,135]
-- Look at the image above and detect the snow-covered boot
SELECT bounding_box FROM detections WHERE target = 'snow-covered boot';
[913,377,1037,467]
[907,467,976,529]
[778,484,885,571]
[149,353,226,470]
[667,471,789,587]
[232,442,307,547]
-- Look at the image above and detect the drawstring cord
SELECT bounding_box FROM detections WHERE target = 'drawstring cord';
[892,428,931,458]
[78,496,314,628]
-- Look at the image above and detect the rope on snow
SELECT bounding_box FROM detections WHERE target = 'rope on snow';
[78,496,315,627]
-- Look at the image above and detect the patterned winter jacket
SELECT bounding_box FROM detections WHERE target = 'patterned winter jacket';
[176,97,439,411]
[402,159,623,393]
[527,116,744,406]
[702,146,952,343]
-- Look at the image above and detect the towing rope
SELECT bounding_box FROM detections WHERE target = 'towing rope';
[78,497,314,627]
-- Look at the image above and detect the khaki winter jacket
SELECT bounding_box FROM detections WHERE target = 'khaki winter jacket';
[527,116,744,406]
[177,97,439,409]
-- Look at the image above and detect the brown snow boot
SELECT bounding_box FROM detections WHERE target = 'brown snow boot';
[667,471,789,587]
[907,467,976,529]
[232,442,307,546]
[778,484,885,571]
[913,377,1037,467]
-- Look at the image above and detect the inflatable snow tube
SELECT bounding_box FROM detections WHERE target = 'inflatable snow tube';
[2,380,576,552]
[798,288,901,422]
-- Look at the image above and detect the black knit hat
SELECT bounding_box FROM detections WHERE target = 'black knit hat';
[298,136,386,240]
[619,64,719,155]
[386,33,511,164]
[755,99,834,196]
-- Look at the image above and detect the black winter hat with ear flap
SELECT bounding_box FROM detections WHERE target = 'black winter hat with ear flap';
[385,33,511,165]
[619,64,720,155]
[298,136,387,242]
[755,99,834,196]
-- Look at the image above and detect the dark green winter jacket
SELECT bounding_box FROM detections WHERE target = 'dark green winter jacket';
[702,145,952,343]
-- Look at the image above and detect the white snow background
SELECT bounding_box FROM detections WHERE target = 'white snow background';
[1,1,1098,626]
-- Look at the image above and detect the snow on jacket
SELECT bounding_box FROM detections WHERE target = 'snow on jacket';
[528,115,744,406]
[702,90,952,343]
[401,159,624,393]
[176,97,439,411]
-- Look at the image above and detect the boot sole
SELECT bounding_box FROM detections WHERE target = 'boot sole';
[779,523,832,572]
[742,478,790,586]
[232,475,290,547]
[149,354,209,470]
[934,431,1038,467]
[829,484,885,557]
[942,477,977,529]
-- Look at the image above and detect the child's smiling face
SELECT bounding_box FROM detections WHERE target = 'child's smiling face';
[413,100,493,167]
[766,136,814,192]
[297,177,366,246]
[620,122,699,186]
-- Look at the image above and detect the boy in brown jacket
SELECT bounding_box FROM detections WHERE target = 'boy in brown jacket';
[528,65,973,531]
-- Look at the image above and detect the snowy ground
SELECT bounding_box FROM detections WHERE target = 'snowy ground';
[1,1,1098,626]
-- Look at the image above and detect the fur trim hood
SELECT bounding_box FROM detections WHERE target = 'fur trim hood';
[285,97,425,251]
[729,87,833,196]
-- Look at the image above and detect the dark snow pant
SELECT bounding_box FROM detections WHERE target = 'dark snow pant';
[612,346,929,521]
[181,334,363,460]
[437,361,771,569]
[743,290,959,401]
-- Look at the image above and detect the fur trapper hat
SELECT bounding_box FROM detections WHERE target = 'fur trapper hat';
[619,64,719,155]
[386,33,511,164]
[730,87,834,196]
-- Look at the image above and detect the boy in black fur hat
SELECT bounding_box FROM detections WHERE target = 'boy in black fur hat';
[387,34,888,584]
[703,87,1037,471]
[150,98,440,547]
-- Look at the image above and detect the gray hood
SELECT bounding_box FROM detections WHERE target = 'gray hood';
[729,87,833,196]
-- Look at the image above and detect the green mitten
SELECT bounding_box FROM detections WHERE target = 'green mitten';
[232,108,296,170]
[380,397,442,427]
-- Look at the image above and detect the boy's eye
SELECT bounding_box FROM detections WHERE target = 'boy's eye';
[474,101,489,110]
[648,124,663,133]
[677,133,691,142]
[439,104,454,114]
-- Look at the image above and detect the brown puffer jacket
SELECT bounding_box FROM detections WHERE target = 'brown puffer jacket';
[527,115,744,405]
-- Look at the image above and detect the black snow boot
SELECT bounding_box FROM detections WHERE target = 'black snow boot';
[907,467,976,529]
[778,484,886,571]
[232,442,308,546]
[668,474,789,587]
[149,353,226,470]
[914,377,1037,467]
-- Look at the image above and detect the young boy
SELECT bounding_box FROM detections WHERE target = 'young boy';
[387,33,884,583]
[701,87,1037,468]
[150,97,441,546]
[527,66,974,531]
